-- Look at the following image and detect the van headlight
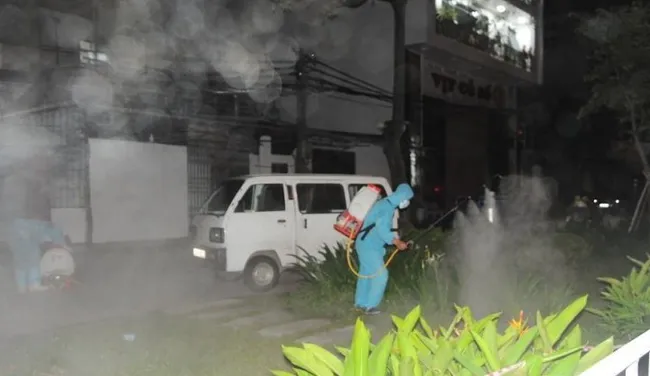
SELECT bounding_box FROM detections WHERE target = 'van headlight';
[209,227,224,243]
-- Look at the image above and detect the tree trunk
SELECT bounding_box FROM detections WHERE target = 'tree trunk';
[383,0,408,187]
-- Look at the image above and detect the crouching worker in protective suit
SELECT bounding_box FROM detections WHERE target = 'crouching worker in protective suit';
[2,156,66,293]
[354,183,414,315]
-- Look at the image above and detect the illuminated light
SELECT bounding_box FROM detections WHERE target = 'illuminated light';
[488,208,494,223]
[615,199,620,204]
[471,11,479,17]
[599,203,610,209]
[433,186,443,193]
[496,5,506,12]
[593,199,598,203]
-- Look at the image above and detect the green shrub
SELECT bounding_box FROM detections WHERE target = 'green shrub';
[552,232,593,263]
[273,296,614,376]
[589,255,650,341]
[291,243,356,289]
[286,243,357,318]
[286,229,450,317]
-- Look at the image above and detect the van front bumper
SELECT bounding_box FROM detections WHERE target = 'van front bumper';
[192,246,226,271]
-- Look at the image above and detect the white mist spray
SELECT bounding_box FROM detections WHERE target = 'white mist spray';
[453,175,571,317]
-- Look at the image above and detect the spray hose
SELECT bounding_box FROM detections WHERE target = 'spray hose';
[345,196,471,279]
[344,229,403,279]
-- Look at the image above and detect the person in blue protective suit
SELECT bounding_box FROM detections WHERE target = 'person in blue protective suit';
[2,156,66,293]
[354,183,414,315]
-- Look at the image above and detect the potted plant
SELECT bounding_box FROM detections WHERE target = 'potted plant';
[436,3,459,39]
[517,48,531,70]
[473,15,490,51]
[490,32,504,59]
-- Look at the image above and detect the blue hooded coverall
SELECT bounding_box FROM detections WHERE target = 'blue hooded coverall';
[2,172,66,291]
[354,183,414,310]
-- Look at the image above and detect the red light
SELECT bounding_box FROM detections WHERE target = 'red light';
[433,186,443,193]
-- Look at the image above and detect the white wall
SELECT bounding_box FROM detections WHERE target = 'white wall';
[51,208,86,244]
[89,138,189,243]
[353,144,390,182]
[278,0,428,135]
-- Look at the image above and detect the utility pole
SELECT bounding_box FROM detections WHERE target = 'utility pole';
[343,0,410,186]
[383,0,409,188]
[294,50,311,173]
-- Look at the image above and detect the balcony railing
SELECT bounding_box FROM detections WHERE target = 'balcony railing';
[579,329,650,376]
[435,19,534,72]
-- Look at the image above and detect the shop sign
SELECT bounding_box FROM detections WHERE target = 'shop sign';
[421,60,516,110]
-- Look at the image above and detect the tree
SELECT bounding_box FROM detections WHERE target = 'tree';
[578,2,650,231]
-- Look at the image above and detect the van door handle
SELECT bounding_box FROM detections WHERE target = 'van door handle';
[277,219,286,224]
[303,219,307,228]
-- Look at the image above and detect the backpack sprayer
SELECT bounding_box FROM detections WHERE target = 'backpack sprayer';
[333,185,472,279]
[333,185,402,279]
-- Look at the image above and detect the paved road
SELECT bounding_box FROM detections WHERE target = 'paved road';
[0,239,299,338]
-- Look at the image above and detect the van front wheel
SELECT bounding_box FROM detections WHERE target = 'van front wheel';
[244,257,280,292]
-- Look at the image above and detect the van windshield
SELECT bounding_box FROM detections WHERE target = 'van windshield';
[203,179,244,213]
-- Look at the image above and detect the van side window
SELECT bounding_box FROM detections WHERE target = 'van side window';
[235,184,286,213]
[348,184,387,200]
[296,184,346,214]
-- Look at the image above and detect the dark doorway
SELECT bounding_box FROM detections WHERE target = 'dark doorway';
[312,148,356,174]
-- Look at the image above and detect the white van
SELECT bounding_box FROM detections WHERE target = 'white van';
[191,174,392,291]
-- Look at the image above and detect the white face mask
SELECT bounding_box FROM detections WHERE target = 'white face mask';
[399,200,410,209]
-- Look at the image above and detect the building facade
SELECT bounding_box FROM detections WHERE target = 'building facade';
[285,0,543,208]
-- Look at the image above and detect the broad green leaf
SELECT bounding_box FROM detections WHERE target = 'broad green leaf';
[392,315,405,330]
[452,351,485,376]
[498,326,519,348]
[419,317,436,338]
[430,339,454,371]
[526,354,543,376]
[389,353,400,375]
[368,332,395,376]
[482,321,499,362]
[536,311,552,354]
[283,346,334,376]
[401,306,421,333]
[541,346,583,363]
[503,327,539,365]
[575,337,615,374]
[456,328,475,352]
[413,331,439,353]
[295,368,313,376]
[399,356,415,376]
[343,318,371,376]
[543,325,582,375]
[597,277,622,286]
[410,332,431,355]
[304,343,344,375]
[396,331,422,375]
[271,371,295,376]
[545,295,588,347]
[336,346,350,357]
[470,329,500,371]
[460,306,475,327]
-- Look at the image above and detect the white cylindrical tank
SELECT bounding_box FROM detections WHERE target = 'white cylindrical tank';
[334,185,382,238]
